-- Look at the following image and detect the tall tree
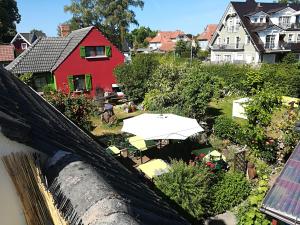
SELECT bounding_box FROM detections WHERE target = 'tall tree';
[277,0,300,3]
[0,0,21,43]
[127,26,157,48]
[64,0,144,50]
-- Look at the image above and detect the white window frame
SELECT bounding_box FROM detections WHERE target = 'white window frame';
[279,16,291,27]
[245,35,251,45]
[288,34,294,43]
[297,34,300,43]
[21,43,28,50]
[224,55,232,62]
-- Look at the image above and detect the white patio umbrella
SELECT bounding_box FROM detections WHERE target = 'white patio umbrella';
[122,113,204,140]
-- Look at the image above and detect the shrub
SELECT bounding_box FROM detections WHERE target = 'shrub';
[214,116,240,142]
[114,54,159,103]
[177,67,215,119]
[211,172,251,215]
[154,160,216,220]
[19,72,33,86]
[237,176,271,225]
[42,84,56,94]
[44,91,97,131]
[282,52,297,64]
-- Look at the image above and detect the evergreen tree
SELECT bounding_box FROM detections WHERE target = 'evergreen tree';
[0,0,21,43]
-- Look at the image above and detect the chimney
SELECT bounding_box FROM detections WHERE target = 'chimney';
[60,24,70,37]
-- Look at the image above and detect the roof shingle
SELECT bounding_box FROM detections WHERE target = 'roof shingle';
[6,26,94,74]
[0,45,14,62]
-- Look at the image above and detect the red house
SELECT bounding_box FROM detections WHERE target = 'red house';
[6,26,125,97]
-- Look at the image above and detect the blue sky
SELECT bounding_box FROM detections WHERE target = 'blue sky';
[16,0,274,36]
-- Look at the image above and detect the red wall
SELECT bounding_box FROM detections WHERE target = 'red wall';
[13,39,27,56]
[54,27,125,97]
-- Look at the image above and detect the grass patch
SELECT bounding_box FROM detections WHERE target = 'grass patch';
[91,107,143,136]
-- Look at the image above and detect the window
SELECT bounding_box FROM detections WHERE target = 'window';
[85,46,105,57]
[226,37,230,44]
[254,18,258,23]
[288,34,294,43]
[236,37,241,48]
[73,75,85,91]
[245,35,251,44]
[34,76,47,92]
[266,35,275,49]
[224,55,231,62]
[297,34,300,43]
[80,46,111,58]
[21,43,28,50]
[68,74,92,92]
[260,17,264,23]
[279,16,291,27]
[216,55,222,61]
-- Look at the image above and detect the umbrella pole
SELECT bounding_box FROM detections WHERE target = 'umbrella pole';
[140,150,142,164]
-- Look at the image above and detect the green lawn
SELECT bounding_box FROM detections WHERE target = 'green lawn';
[91,107,143,136]
[208,95,247,125]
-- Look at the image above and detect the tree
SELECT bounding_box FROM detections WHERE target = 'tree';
[282,52,297,64]
[0,0,21,42]
[63,0,144,50]
[127,26,157,48]
[114,54,159,103]
[278,0,300,3]
[154,160,215,220]
[30,29,46,37]
[175,39,199,58]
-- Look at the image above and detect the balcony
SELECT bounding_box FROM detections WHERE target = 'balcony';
[264,42,292,52]
[290,23,300,29]
[211,43,244,51]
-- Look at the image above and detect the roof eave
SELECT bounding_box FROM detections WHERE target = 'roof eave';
[260,206,300,225]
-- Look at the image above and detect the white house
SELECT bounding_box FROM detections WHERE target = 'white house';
[210,0,300,64]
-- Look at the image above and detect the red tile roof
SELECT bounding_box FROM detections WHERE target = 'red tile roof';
[149,30,184,43]
[159,41,176,52]
[198,24,218,41]
[0,45,14,62]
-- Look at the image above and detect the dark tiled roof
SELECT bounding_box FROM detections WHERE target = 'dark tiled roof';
[51,26,93,71]
[0,67,189,225]
[262,143,300,224]
[231,1,300,52]
[6,38,70,73]
[6,27,93,74]
[20,33,37,44]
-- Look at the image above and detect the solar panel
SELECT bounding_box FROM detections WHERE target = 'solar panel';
[262,143,300,224]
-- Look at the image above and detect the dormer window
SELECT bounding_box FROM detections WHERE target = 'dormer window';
[279,16,291,27]
[21,43,28,50]
[254,18,258,23]
[260,17,264,23]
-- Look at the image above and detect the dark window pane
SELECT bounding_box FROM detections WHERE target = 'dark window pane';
[85,46,105,57]
[34,75,48,92]
[96,46,105,56]
[74,75,85,91]
[86,46,96,57]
